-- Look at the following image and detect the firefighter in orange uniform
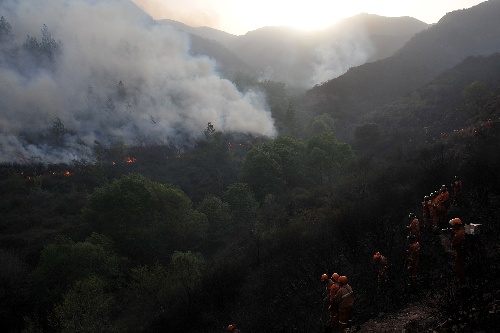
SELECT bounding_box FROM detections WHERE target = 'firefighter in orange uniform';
[453,176,462,206]
[373,252,388,286]
[428,192,437,229]
[438,186,450,224]
[430,191,440,228]
[450,218,467,284]
[405,235,420,289]
[321,273,334,300]
[335,275,354,332]
[433,190,444,227]
[407,212,420,241]
[321,273,334,327]
[329,273,340,331]
[422,195,431,228]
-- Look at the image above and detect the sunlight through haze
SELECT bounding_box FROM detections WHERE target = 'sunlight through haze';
[132,0,487,35]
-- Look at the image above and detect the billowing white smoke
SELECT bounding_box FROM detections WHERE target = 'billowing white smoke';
[0,0,276,164]
[309,28,375,87]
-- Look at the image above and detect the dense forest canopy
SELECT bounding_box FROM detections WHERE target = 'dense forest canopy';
[1,1,500,332]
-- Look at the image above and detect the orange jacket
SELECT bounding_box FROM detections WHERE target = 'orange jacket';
[452,227,467,255]
[407,218,420,238]
[427,199,435,216]
[329,282,340,304]
[406,241,420,265]
[335,284,354,309]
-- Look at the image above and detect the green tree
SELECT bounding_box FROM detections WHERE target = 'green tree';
[27,234,121,314]
[307,132,355,185]
[47,117,67,147]
[83,174,208,262]
[0,16,14,43]
[197,195,233,241]
[53,276,117,333]
[116,80,126,100]
[260,136,308,188]
[283,102,299,136]
[304,113,336,137]
[40,24,62,61]
[240,147,286,202]
[168,251,205,307]
[224,183,259,225]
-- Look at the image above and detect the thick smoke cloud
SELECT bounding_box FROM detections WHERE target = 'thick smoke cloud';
[0,0,276,164]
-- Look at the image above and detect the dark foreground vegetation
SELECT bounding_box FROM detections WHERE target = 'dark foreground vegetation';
[1,88,500,333]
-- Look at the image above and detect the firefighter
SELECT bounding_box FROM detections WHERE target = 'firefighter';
[321,273,334,300]
[437,186,450,223]
[405,235,420,290]
[407,212,420,240]
[335,275,354,332]
[453,176,462,206]
[226,324,241,332]
[433,190,444,227]
[450,218,468,284]
[428,192,437,229]
[373,252,388,286]
[422,195,431,228]
[321,273,334,327]
[329,273,340,331]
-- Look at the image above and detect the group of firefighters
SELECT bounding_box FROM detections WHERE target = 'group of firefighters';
[421,176,462,230]
[320,273,355,332]
[321,176,466,332]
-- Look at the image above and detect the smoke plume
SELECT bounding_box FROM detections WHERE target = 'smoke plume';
[0,0,276,164]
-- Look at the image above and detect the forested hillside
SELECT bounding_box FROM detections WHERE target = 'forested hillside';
[303,0,500,141]
[1,1,500,333]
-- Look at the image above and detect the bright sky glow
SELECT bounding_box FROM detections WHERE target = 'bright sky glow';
[132,0,487,35]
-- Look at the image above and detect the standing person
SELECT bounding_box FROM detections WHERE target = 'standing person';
[329,273,340,331]
[449,218,468,284]
[321,273,334,327]
[422,195,431,229]
[372,252,388,287]
[321,273,334,300]
[453,176,462,206]
[428,192,437,230]
[405,235,420,290]
[433,190,444,227]
[438,186,450,224]
[335,276,354,333]
[407,212,420,241]
[430,191,439,229]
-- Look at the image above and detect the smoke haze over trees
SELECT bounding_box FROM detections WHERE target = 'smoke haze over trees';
[0,0,276,164]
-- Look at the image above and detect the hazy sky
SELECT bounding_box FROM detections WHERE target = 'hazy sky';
[132,0,487,35]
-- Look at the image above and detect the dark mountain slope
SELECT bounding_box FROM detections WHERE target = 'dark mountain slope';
[303,0,500,137]
[365,53,500,142]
